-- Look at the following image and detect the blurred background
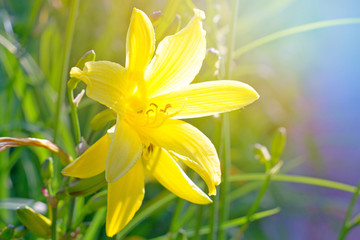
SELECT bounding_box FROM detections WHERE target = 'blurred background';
[1,0,360,239]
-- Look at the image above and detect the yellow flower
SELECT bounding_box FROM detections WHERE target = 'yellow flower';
[62,8,259,237]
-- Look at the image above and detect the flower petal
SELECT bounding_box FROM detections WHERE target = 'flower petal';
[150,80,260,119]
[145,9,206,97]
[144,119,220,195]
[126,8,155,73]
[70,61,126,113]
[106,160,144,237]
[143,147,212,204]
[105,117,142,183]
[62,133,111,178]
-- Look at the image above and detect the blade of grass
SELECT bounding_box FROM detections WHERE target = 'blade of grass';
[53,0,80,144]
[83,207,106,240]
[218,0,239,239]
[230,173,356,193]
[151,208,280,239]
[338,181,360,240]
[234,18,360,58]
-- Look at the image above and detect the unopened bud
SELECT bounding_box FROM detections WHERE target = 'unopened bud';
[90,109,116,131]
[41,157,53,183]
[68,50,96,90]
[14,225,26,238]
[0,224,15,240]
[271,127,287,165]
[254,144,271,163]
[67,172,106,196]
[16,206,51,238]
[83,190,107,213]
[254,143,271,171]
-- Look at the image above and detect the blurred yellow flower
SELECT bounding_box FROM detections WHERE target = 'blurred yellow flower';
[62,8,259,236]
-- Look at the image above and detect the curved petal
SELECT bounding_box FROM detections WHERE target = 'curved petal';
[150,80,260,119]
[106,160,144,237]
[145,9,206,97]
[144,119,220,195]
[143,147,212,204]
[62,133,110,178]
[105,117,142,183]
[126,8,155,73]
[70,61,126,113]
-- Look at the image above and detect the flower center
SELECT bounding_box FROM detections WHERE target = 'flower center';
[134,102,177,128]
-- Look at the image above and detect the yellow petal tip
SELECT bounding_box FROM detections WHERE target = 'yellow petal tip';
[194,9,205,20]
[69,67,82,78]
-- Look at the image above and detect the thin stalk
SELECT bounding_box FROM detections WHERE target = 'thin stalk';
[208,116,222,239]
[233,18,360,58]
[229,174,356,193]
[169,198,185,236]
[338,181,360,240]
[65,197,76,239]
[193,205,204,240]
[53,0,80,143]
[218,0,239,239]
[51,205,58,240]
[151,208,280,240]
[68,89,81,144]
[236,173,272,239]
[208,194,218,240]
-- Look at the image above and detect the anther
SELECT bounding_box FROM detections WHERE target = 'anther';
[150,103,158,109]
[146,109,154,115]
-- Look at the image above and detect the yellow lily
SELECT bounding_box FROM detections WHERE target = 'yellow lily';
[62,8,259,236]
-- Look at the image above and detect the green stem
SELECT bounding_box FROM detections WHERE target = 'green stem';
[218,1,239,239]
[193,205,204,240]
[151,208,280,240]
[230,174,356,193]
[51,205,58,240]
[169,198,185,236]
[208,117,222,240]
[208,194,218,240]
[65,197,76,239]
[338,181,360,240]
[53,0,80,143]
[233,18,360,58]
[237,173,272,239]
[68,89,81,144]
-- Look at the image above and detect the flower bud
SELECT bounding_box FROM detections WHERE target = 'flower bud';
[0,224,15,240]
[41,157,54,183]
[68,50,96,90]
[83,190,107,213]
[270,127,287,165]
[254,143,271,171]
[90,109,116,131]
[67,172,106,196]
[14,225,27,238]
[16,206,51,238]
